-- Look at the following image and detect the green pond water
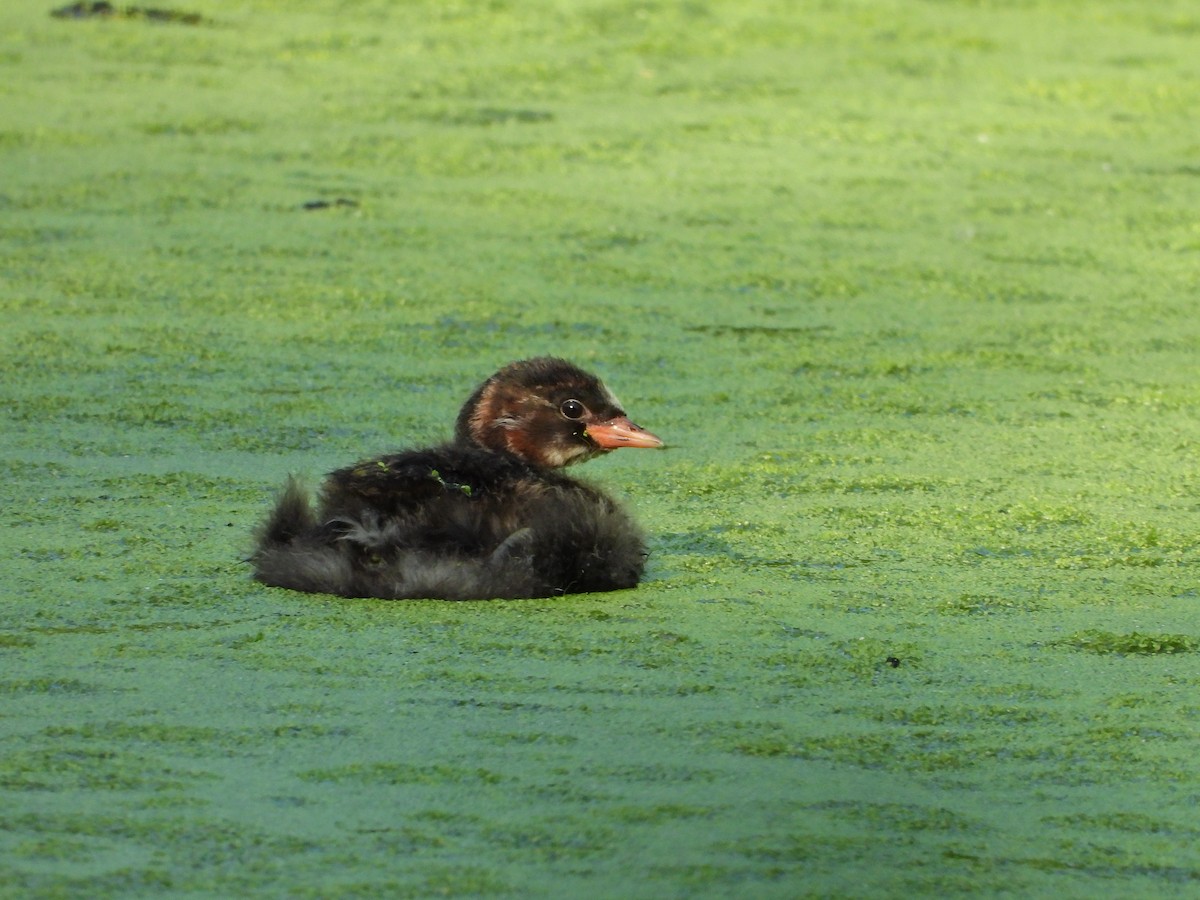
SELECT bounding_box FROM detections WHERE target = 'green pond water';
[3,0,1199,896]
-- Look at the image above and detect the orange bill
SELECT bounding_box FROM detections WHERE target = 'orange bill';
[586,416,664,450]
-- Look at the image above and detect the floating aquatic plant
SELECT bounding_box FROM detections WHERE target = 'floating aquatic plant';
[1055,630,1198,655]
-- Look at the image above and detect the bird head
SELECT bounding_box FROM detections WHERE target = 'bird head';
[454,357,663,468]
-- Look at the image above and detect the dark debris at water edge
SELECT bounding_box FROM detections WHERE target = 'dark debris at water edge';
[51,2,207,25]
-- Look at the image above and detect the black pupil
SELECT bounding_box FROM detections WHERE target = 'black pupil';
[561,400,584,419]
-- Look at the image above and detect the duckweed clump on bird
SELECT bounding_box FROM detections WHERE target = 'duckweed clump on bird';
[4,0,1200,895]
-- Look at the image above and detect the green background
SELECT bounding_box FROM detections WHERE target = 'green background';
[3,0,1199,895]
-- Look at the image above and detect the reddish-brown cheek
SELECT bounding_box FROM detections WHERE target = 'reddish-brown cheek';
[504,428,541,464]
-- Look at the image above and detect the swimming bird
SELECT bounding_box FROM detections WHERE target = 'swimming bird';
[251,357,663,600]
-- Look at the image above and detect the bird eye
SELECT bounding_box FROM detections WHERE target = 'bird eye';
[560,399,585,420]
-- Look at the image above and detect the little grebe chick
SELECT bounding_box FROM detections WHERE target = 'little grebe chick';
[251,357,663,600]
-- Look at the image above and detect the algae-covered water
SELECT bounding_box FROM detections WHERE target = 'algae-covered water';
[3,0,1199,896]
